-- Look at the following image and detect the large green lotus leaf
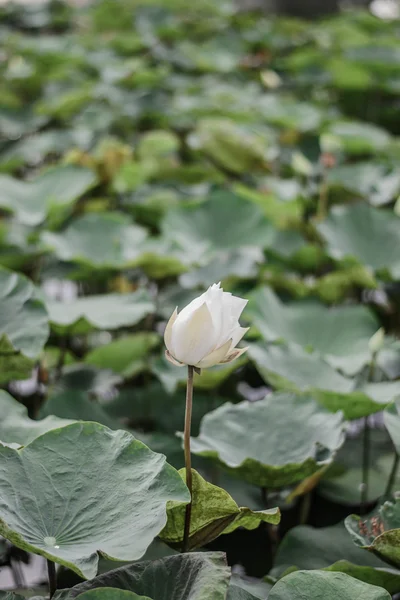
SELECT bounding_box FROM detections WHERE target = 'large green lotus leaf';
[85,333,160,379]
[0,267,48,357]
[229,574,272,600]
[323,562,400,595]
[0,166,97,226]
[0,268,49,381]
[179,249,262,289]
[190,392,345,488]
[268,571,390,600]
[327,163,400,207]
[160,469,280,550]
[317,203,400,279]
[248,342,400,419]
[234,180,303,228]
[136,433,183,471]
[0,129,88,171]
[272,522,400,594]
[246,286,378,375]
[137,130,180,160]
[0,107,48,140]
[54,552,231,600]
[384,400,400,455]
[227,587,259,600]
[41,212,148,269]
[267,230,311,263]
[259,94,322,131]
[176,35,244,73]
[346,498,400,569]
[190,118,270,174]
[46,289,154,334]
[161,191,275,264]
[324,121,390,155]
[134,238,188,279]
[77,591,151,600]
[378,340,400,380]
[0,423,189,579]
[0,390,74,446]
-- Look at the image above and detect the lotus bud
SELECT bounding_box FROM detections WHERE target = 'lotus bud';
[164,282,249,369]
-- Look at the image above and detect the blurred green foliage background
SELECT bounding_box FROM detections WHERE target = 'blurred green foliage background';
[1,0,400,585]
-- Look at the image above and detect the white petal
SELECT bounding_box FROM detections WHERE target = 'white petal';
[230,295,248,321]
[218,291,235,342]
[229,326,249,350]
[165,349,185,367]
[195,339,232,369]
[220,346,249,364]
[164,307,178,353]
[174,295,204,323]
[171,301,218,365]
[204,283,224,339]
[218,293,248,345]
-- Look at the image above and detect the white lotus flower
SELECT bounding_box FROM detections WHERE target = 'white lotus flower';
[164,283,249,369]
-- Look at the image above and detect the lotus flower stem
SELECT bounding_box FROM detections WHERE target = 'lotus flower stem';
[385,453,399,497]
[182,365,194,552]
[47,559,57,599]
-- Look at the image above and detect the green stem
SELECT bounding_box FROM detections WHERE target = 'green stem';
[317,171,328,221]
[182,365,194,553]
[299,492,312,525]
[47,559,57,599]
[385,453,399,497]
[360,416,370,515]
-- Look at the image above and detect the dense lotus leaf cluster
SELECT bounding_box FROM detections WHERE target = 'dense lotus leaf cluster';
[1,0,400,598]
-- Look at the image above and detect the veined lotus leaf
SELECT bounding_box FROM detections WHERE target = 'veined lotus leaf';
[161,191,275,264]
[46,289,154,334]
[248,342,400,419]
[0,166,97,226]
[160,469,280,550]
[0,267,49,383]
[0,390,74,446]
[268,570,390,600]
[77,591,152,600]
[318,202,400,279]
[384,400,400,455]
[53,552,230,600]
[41,212,148,269]
[246,286,378,375]
[0,423,189,579]
[189,392,345,488]
[345,498,400,569]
